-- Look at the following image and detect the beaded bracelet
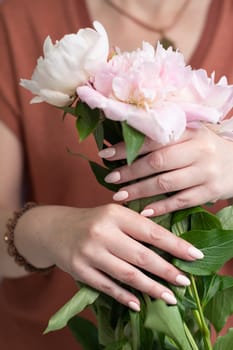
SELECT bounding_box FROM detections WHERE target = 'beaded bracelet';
[4,202,55,273]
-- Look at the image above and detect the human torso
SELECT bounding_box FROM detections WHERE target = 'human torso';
[0,0,233,348]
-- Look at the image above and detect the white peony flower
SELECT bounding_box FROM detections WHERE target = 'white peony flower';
[20,21,109,107]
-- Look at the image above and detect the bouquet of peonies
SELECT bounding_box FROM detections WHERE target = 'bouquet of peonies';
[21,21,233,350]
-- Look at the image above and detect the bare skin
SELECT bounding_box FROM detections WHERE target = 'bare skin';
[99,126,233,216]
[0,122,204,309]
[0,0,223,312]
[85,0,212,61]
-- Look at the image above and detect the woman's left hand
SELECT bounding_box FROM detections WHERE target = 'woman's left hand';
[98,126,233,216]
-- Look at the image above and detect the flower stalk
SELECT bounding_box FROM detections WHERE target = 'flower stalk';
[189,275,212,350]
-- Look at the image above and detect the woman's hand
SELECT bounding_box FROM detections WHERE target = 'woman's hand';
[99,126,233,216]
[15,204,203,311]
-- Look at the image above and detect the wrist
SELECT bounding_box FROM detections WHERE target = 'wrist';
[12,203,56,271]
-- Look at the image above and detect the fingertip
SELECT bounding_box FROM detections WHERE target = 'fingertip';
[113,190,129,201]
[140,208,154,217]
[98,147,116,158]
[161,292,177,305]
[188,246,204,260]
[128,301,141,312]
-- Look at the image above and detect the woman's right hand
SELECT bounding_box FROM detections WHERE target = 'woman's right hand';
[16,203,203,311]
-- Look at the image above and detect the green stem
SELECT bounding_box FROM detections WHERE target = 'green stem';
[183,322,199,350]
[189,275,213,350]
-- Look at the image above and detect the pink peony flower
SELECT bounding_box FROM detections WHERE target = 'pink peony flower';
[77,42,233,144]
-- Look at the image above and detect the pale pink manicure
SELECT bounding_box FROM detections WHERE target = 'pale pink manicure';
[176,274,191,286]
[140,208,154,217]
[113,190,129,201]
[161,292,177,305]
[128,301,140,312]
[98,148,116,158]
[188,247,204,260]
[105,171,121,183]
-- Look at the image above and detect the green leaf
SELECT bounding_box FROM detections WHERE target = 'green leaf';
[171,206,205,225]
[105,340,129,350]
[44,286,99,333]
[122,343,133,350]
[173,229,233,275]
[89,160,121,192]
[204,277,233,332]
[129,310,141,350]
[172,219,189,237]
[213,328,233,350]
[190,211,222,230]
[93,294,117,346]
[121,121,145,164]
[201,275,221,308]
[216,205,233,229]
[171,206,222,231]
[102,119,123,145]
[128,195,172,230]
[76,102,100,141]
[67,315,99,350]
[61,105,78,118]
[94,122,104,150]
[145,300,193,350]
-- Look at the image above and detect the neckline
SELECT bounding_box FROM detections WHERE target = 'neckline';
[82,0,222,68]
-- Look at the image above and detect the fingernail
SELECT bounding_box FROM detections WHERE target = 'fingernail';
[105,171,121,183]
[161,292,177,305]
[176,274,191,286]
[140,208,154,217]
[188,247,204,260]
[113,190,129,201]
[128,301,140,312]
[98,148,116,158]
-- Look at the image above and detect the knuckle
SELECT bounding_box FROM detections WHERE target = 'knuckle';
[145,282,162,298]
[156,174,172,192]
[135,249,150,267]
[162,265,177,280]
[112,291,125,304]
[203,139,216,155]
[120,268,138,284]
[147,226,163,243]
[207,181,221,198]
[174,195,190,209]
[99,281,115,295]
[69,257,85,279]
[89,222,103,240]
[205,163,218,180]
[148,151,164,170]
[101,203,118,217]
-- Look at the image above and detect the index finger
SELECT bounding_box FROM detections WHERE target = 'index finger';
[117,206,204,262]
[98,129,193,161]
[98,138,163,160]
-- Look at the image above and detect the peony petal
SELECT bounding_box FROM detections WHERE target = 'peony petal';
[20,79,40,95]
[30,96,44,104]
[78,83,186,144]
[43,36,54,56]
[77,85,128,121]
[181,102,222,124]
[127,103,186,143]
[20,21,109,107]
[38,89,73,106]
